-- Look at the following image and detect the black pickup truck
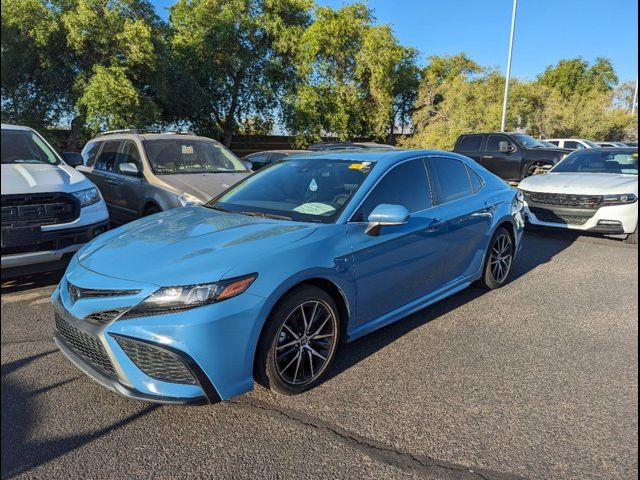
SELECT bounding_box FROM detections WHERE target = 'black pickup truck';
[453,132,570,183]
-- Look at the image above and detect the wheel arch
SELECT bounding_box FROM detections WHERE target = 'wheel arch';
[251,276,351,376]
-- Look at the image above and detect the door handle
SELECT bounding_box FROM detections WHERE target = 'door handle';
[425,219,444,232]
[481,156,493,160]
[105,179,119,186]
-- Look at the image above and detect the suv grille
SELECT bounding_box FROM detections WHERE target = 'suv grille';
[113,335,195,384]
[523,191,602,209]
[1,193,79,228]
[55,312,116,376]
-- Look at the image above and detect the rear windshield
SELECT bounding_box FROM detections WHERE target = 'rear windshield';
[1,129,60,165]
[143,139,247,174]
[552,150,638,175]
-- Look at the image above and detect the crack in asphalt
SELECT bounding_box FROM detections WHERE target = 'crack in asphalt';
[232,397,523,480]
[1,338,54,347]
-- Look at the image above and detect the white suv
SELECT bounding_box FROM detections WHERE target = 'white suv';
[1,124,110,276]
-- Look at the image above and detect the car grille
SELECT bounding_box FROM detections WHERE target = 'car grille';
[523,191,602,209]
[529,208,592,225]
[85,309,128,326]
[54,311,116,377]
[113,335,196,385]
[67,281,140,304]
[1,193,79,228]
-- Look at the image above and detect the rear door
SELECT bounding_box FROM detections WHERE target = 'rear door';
[426,156,493,285]
[481,134,522,180]
[455,135,485,163]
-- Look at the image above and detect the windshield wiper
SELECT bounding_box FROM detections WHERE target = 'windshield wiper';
[238,211,293,221]
[205,203,234,213]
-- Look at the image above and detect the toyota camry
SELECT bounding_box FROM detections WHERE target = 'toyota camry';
[51,150,525,404]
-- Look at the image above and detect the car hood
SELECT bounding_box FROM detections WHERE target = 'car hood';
[77,207,317,286]
[1,163,93,194]
[519,172,638,195]
[156,172,250,202]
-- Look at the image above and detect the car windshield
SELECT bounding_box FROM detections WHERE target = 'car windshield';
[551,149,638,175]
[511,134,548,149]
[143,139,247,174]
[1,129,60,165]
[209,158,375,223]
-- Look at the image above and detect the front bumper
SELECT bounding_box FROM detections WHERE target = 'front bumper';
[523,201,638,234]
[1,219,110,269]
[51,259,266,404]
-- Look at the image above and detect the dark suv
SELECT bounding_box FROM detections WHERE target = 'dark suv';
[453,133,570,183]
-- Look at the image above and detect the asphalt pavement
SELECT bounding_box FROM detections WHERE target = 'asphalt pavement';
[1,230,638,479]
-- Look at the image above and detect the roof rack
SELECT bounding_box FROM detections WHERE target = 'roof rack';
[97,129,195,137]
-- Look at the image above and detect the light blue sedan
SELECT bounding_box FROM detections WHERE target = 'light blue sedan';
[51,149,525,404]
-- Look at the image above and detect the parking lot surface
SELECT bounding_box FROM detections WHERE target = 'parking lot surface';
[2,231,638,480]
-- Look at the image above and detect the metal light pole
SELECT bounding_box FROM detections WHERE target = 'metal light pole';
[501,0,518,132]
[632,78,638,115]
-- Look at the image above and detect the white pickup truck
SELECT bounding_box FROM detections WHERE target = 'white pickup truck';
[1,124,110,276]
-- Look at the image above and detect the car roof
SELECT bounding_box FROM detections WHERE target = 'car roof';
[92,131,219,143]
[1,123,32,131]
[247,150,306,156]
[285,149,462,163]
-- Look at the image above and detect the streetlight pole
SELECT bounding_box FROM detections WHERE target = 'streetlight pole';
[632,78,638,115]
[501,0,518,132]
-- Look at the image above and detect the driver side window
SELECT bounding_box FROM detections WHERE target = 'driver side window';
[353,159,431,222]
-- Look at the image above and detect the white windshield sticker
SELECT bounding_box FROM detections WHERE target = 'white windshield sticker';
[182,145,194,154]
[293,203,336,215]
[309,178,318,191]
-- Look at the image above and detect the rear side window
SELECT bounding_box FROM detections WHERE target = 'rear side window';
[94,141,121,172]
[82,142,101,167]
[467,166,484,193]
[428,157,474,204]
[457,135,483,152]
[353,159,431,221]
[564,141,582,150]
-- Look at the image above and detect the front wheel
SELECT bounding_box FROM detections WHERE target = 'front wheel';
[477,227,515,289]
[255,286,340,395]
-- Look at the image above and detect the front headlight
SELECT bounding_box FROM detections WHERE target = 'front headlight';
[72,187,101,207]
[119,274,258,319]
[178,193,204,207]
[602,194,638,205]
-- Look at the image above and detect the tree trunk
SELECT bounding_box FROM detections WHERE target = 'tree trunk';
[66,115,85,152]
[223,125,233,148]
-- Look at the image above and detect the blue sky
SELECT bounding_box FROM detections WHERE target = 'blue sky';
[151,0,639,81]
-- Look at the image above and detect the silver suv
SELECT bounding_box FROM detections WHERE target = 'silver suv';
[78,130,250,224]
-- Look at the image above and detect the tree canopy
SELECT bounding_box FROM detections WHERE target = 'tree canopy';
[1,0,637,149]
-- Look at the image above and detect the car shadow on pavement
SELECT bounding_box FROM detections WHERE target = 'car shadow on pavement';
[323,230,580,384]
[1,269,65,295]
[1,350,159,479]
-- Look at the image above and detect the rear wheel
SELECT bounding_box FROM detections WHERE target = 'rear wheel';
[255,286,340,395]
[477,227,515,289]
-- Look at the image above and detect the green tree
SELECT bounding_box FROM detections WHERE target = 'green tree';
[168,0,313,146]
[538,57,618,98]
[282,3,419,145]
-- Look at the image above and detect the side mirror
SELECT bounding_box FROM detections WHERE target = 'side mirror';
[118,162,139,176]
[365,204,410,236]
[62,152,83,167]
[499,141,515,153]
[242,160,253,171]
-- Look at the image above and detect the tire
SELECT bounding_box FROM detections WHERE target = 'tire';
[143,204,161,216]
[477,227,515,290]
[624,226,638,245]
[255,285,341,395]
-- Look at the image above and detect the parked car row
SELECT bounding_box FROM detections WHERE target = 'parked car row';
[545,138,637,149]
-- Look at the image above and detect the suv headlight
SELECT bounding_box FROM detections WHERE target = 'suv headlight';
[602,194,637,205]
[119,274,258,319]
[178,193,204,207]
[72,187,101,207]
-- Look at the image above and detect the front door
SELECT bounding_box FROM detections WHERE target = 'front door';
[110,140,144,222]
[348,158,449,327]
[481,134,522,181]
